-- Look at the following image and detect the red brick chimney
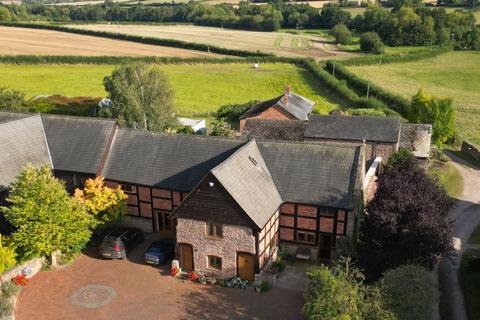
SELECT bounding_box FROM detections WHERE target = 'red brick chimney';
[282,84,291,104]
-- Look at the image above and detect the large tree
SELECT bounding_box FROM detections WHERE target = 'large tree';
[358,151,454,281]
[1,165,95,260]
[101,63,176,132]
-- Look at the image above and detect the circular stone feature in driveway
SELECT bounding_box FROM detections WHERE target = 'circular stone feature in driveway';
[69,285,116,309]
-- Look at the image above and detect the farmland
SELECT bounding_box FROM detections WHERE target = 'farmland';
[67,24,351,59]
[349,51,480,146]
[0,27,220,57]
[0,63,343,116]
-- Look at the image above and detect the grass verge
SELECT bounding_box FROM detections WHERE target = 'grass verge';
[428,160,464,199]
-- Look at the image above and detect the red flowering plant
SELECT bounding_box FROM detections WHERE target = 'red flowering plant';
[188,271,199,282]
[170,267,180,277]
[11,274,30,287]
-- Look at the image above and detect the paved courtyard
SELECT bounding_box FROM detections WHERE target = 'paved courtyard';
[15,240,305,320]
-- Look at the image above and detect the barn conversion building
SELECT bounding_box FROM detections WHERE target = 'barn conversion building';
[1,111,367,280]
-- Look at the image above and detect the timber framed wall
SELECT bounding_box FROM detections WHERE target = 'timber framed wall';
[257,209,280,270]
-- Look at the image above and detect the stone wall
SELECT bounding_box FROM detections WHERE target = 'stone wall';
[176,218,256,278]
[461,141,480,162]
[239,106,296,131]
[0,257,45,285]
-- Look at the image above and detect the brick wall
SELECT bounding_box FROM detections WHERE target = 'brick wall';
[240,106,296,131]
[176,218,256,278]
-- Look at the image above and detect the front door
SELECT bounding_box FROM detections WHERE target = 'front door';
[237,252,254,281]
[179,244,193,271]
[318,234,333,260]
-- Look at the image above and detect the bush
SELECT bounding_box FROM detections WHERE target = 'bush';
[0,87,28,112]
[380,265,439,320]
[216,101,258,127]
[347,108,386,117]
[210,118,233,137]
[360,32,384,54]
[0,235,16,273]
[0,296,13,317]
[1,282,20,298]
[331,24,352,45]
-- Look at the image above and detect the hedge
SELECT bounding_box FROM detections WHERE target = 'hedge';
[0,54,301,65]
[340,46,451,66]
[0,23,274,58]
[325,60,410,116]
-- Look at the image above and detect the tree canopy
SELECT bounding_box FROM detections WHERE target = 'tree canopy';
[359,150,454,281]
[74,176,127,226]
[1,165,95,259]
[101,63,176,132]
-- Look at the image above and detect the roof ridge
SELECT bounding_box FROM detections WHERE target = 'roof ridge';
[117,127,248,143]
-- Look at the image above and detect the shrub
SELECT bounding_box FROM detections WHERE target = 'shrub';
[216,101,258,126]
[0,87,27,112]
[176,125,196,135]
[347,108,386,117]
[0,235,16,273]
[0,296,13,317]
[1,281,20,298]
[331,24,352,45]
[360,32,384,54]
[210,118,233,137]
[379,265,439,320]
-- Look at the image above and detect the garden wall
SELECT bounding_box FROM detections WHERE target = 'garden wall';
[0,257,45,285]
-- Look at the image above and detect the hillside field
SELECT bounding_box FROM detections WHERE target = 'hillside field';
[67,24,350,59]
[0,27,220,57]
[349,51,480,146]
[0,63,343,116]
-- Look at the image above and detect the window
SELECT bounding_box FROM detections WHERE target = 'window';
[207,222,223,239]
[155,210,172,232]
[207,255,222,270]
[297,230,316,245]
[120,184,136,194]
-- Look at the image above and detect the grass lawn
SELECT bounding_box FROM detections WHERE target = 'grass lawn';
[428,160,464,199]
[460,249,480,320]
[0,63,343,116]
[349,51,480,146]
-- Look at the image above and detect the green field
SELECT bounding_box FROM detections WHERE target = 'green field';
[349,51,480,146]
[0,63,343,116]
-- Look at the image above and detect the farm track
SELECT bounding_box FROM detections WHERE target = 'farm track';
[0,26,222,57]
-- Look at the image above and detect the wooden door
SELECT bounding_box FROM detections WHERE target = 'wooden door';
[318,234,332,260]
[179,244,193,271]
[237,252,254,281]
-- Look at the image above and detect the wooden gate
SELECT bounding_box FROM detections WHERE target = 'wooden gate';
[237,252,254,281]
[179,243,193,271]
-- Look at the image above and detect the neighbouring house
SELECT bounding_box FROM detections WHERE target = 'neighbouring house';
[178,117,206,135]
[242,114,432,164]
[0,111,366,280]
[238,86,314,131]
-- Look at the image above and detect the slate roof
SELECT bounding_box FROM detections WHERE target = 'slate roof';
[41,114,116,174]
[258,141,361,209]
[242,119,305,141]
[101,129,245,191]
[212,140,282,228]
[399,123,432,158]
[0,115,52,189]
[0,112,33,124]
[304,115,401,143]
[240,93,315,121]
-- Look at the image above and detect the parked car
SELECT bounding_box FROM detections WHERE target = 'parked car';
[99,228,144,259]
[144,240,174,265]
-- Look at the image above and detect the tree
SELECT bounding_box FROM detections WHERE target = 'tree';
[74,176,127,225]
[358,151,454,281]
[408,90,456,144]
[1,165,95,260]
[303,258,395,320]
[319,7,352,28]
[0,7,12,22]
[101,63,176,132]
[331,23,352,45]
[210,118,233,136]
[379,265,439,320]
[0,235,16,273]
[360,32,384,54]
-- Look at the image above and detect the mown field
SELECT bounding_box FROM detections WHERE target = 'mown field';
[67,24,350,59]
[0,26,221,57]
[0,63,343,116]
[349,51,480,146]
